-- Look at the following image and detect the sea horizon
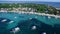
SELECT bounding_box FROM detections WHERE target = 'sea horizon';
[0,1,60,8]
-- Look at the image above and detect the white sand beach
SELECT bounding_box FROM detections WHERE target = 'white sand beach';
[0,11,60,18]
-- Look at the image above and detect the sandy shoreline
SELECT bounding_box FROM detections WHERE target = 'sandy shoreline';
[0,11,60,18]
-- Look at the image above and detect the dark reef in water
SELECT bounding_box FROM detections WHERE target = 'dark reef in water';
[17,18,53,34]
[17,18,60,34]
[0,18,60,34]
[0,18,11,28]
[0,18,11,34]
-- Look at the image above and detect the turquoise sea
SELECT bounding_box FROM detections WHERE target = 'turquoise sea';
[0,12,60,34]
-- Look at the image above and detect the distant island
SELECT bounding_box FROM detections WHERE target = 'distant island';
[0,3,60,15]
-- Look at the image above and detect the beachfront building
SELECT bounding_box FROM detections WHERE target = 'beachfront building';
[0,7,36,12]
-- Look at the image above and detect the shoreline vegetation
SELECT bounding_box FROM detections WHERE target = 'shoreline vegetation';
[0,3,60,17]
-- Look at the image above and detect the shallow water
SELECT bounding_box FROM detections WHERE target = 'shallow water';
[0,12,60,34]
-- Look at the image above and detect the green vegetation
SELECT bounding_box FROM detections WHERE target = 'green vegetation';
[0,3,59,15]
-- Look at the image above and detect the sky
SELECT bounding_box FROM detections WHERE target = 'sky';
[0,0,60,2]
